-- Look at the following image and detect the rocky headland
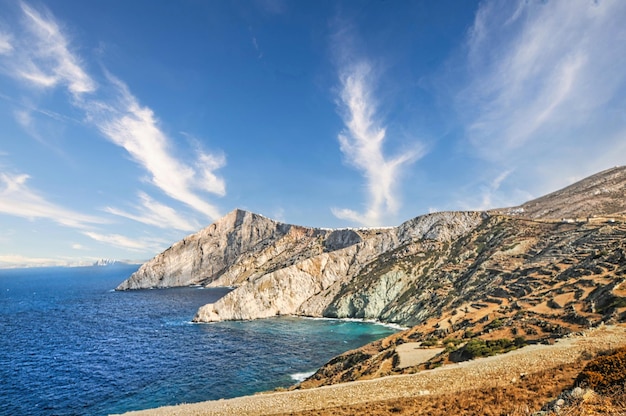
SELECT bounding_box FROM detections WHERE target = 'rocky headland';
[116,165,626,402]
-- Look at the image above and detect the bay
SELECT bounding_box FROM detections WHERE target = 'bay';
[0,265,397,415]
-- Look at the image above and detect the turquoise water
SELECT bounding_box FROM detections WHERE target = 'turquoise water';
[0,265,397,415]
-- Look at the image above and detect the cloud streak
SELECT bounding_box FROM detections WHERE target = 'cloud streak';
[458,0,626,188]
[82,231,167,253]
[105,192,200,232]
[332,62,423,226]
[0,172,105,229]
[2,2,226,225]
[16,2,96,96]
[0,32,12,54]
[444,0,626,210]
[87,75,226,220]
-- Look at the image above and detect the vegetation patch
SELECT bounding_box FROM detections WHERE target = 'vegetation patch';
[451,337,526,361]
[420,337,439,347]
[485,318,504,330]
[575,346,626,392]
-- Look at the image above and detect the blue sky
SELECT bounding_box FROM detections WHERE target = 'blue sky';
[1,0,625,267]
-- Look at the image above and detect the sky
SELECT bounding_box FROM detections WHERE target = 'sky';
[0,0,625,267]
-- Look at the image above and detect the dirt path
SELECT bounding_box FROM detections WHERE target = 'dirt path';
[117,325,626,416]
[395,343,444,369]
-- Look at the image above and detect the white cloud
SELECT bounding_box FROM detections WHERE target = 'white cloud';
[13,109,32,129]
[0,254,74,268]
[272,207,286,223]
[476,169,512,210]
[12,3,96,95]
[251,35,263,59]
[86,75,226,220]
[83,231,166,253]
[460,1,626,163]
[1,3,226,223]
[105,192,201,232]
[0,171,105,229]
[455,169,528,211]
[0,253,119,268]
[455,0,626,206]
[332,62,424,226]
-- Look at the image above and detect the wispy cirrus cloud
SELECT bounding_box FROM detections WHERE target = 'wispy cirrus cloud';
[86,75,226,220]
[82,231,167,253]
[1,2,226,227]
[332,61,424,226]
[13,2,96,96]
[0,171,105,229]
[105,192,200,232]
[457,0,626,199]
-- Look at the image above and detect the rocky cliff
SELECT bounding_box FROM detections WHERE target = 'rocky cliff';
[193,211,484,323]
[116,166,626,390]
[116,209,373,290]
[117,166,626,330]
[298,215,626,388]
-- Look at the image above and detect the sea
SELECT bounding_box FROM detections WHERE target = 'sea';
[0,264,398,416]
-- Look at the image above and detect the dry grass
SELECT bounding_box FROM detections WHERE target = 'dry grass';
[275,362,583,416]
[576,346,626,392]
[277,348,626,416]
[546,387,626,415]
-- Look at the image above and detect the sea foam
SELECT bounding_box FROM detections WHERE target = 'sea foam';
[290,371,316,382]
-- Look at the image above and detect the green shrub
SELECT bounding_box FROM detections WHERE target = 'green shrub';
[513,336,527,347]
[421,337,439,347]
[460,338,519,359]
[443,337,463,346]
[485,318,504,330]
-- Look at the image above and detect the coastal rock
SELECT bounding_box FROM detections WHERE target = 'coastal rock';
[117,166,626,331]
[116,209,365,290]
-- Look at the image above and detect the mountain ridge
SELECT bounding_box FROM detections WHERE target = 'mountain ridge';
[494,165,626,219]
[116,166,626,328]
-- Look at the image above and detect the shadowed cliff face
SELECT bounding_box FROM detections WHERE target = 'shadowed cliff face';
[117,166,626,332]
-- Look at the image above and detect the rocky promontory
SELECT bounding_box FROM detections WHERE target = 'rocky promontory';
[116,166,626,333]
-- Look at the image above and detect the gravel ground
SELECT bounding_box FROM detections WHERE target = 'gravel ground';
[116,325,626,416]
[395,343,444,369]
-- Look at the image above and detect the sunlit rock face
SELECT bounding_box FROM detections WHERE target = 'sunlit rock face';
[117,167,626,327]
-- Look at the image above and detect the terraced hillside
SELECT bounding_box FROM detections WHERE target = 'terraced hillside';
[299,215,626,387]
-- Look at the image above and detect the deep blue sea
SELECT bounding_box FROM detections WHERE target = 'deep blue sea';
[0,265,397,415]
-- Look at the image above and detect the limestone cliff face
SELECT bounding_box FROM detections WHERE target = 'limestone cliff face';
[115,209,378,292]
[117,209,284,289]
[191,211,485,324]
[116,209,363,290]
[115,207,486,325]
